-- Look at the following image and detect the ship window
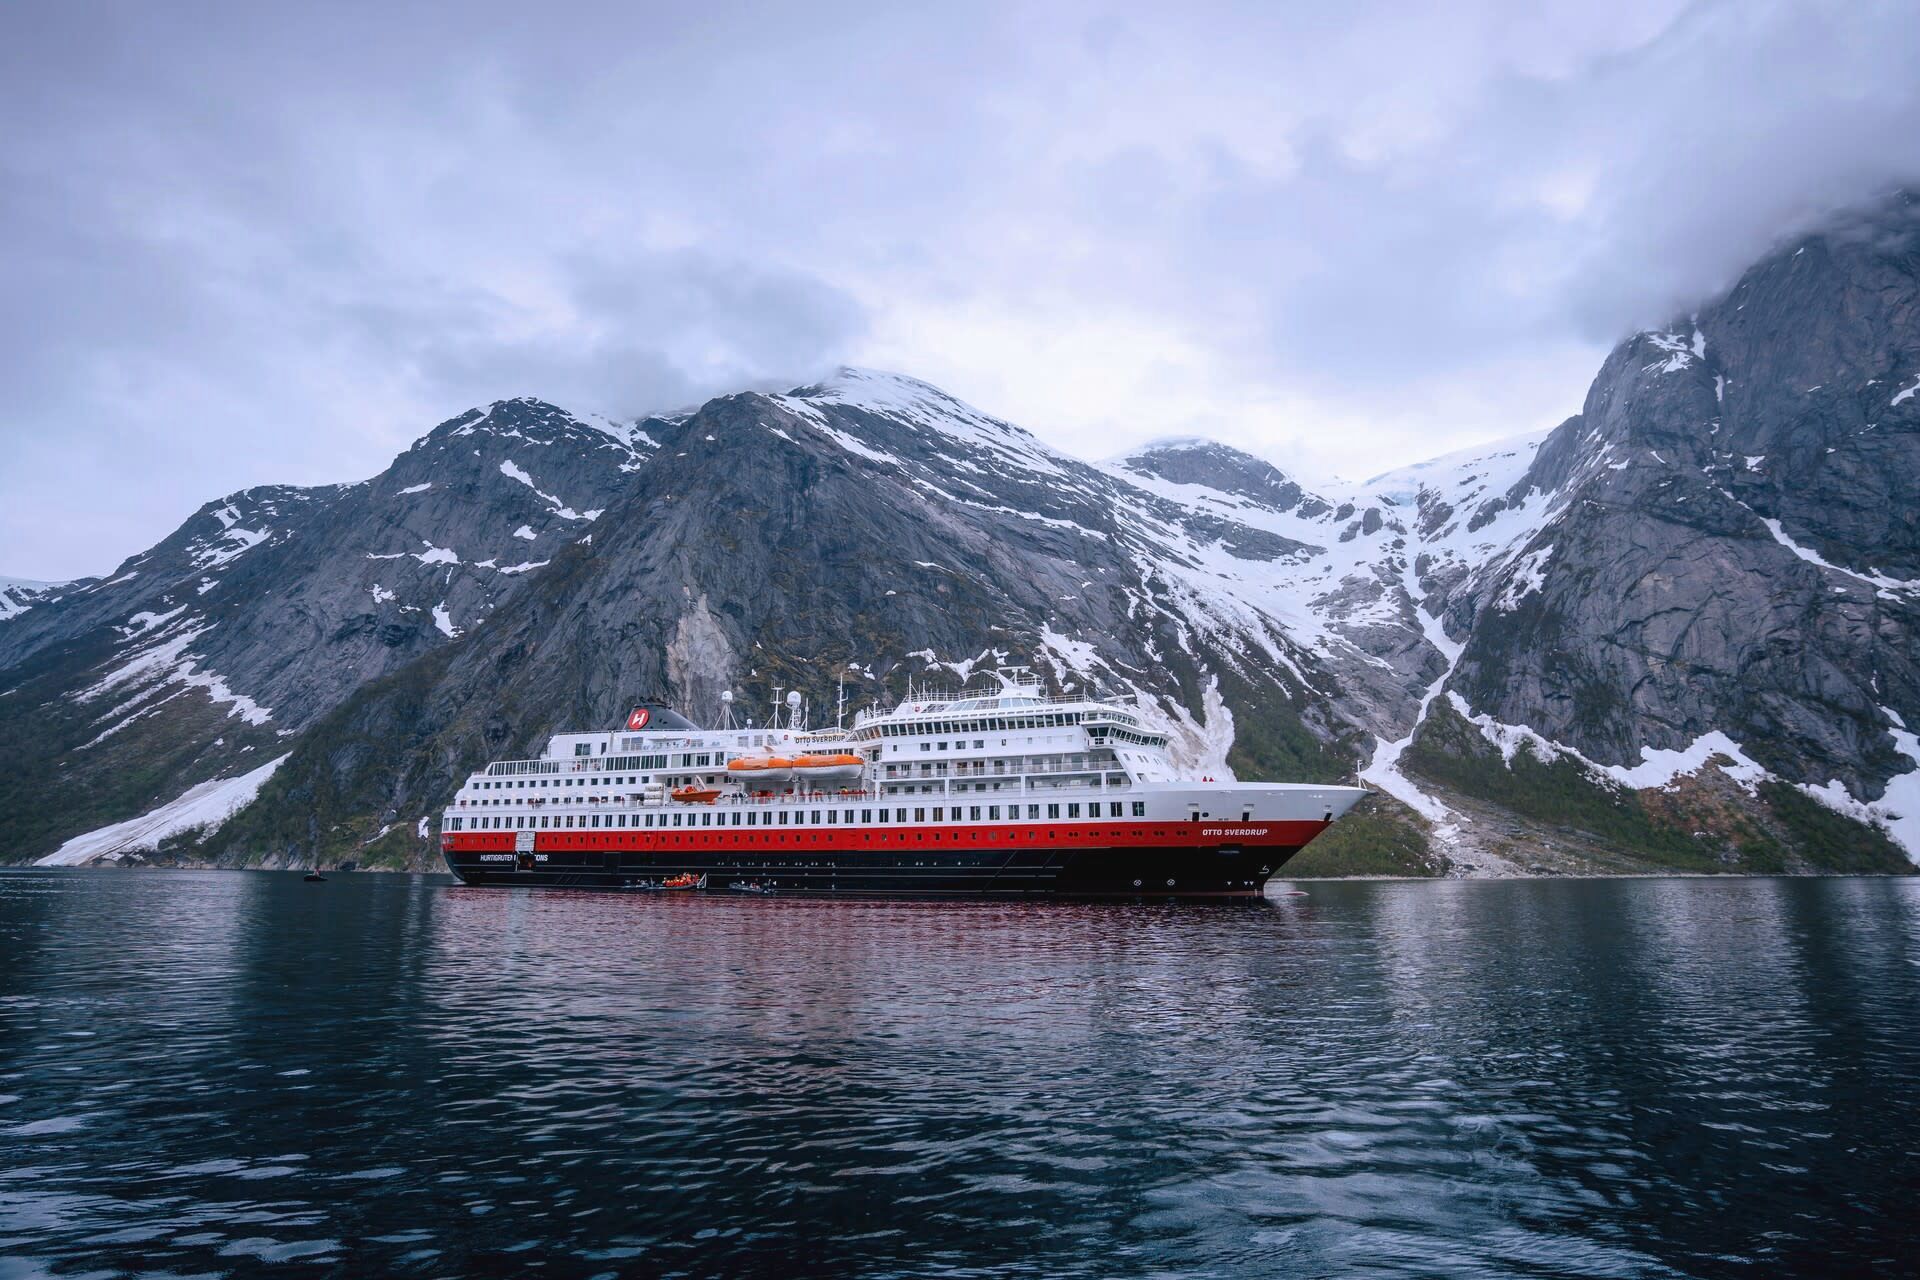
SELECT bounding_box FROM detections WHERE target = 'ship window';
[974,740,983,749]
[1068,804,1081,818]
[937,741,947,751]
[811,811,821,824]
[672,814,682,828]
[1132,802,1146,817]
[1110,803,1122,817]
[1048,804,1060,819]
[920,743,929,751]
[827,810,837,825]
[914,808,926,823]
[969,806,981,820]
[732,812,741,826]
[1028,805,1040,819]
[575,743,590,757]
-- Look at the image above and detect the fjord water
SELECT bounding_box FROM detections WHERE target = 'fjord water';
[1,872,1915,1278]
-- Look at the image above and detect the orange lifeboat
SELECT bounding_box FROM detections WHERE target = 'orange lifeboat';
[727,755,795,785]
[671,784,722,804]
[792,752,863,786]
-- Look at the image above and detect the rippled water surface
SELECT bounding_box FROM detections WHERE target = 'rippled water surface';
[1,871,1917,1277]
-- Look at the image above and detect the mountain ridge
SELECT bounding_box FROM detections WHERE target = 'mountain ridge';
[5,196,1919,875]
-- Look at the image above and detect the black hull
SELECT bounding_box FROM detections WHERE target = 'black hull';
[443,842,1304,898]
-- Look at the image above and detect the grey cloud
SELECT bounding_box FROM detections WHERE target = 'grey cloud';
[4,0,1918,579]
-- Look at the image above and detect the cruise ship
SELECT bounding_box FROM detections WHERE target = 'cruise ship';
[439,672,1367,897]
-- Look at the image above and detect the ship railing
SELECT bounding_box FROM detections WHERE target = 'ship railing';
[851,691,1143,728]
[884,758,1126,780]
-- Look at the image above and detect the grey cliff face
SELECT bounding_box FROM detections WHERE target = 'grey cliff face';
[1437,196,1920,804]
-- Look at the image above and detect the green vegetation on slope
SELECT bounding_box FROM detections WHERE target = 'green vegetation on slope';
[1405,696,1912,875]
[1283,795,1439,878]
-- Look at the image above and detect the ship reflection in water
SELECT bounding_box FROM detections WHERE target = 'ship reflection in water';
[0,869,1916,1276]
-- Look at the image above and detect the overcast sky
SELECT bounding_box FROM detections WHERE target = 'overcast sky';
[5,0,1920,581]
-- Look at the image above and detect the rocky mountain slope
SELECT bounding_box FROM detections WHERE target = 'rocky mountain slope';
[0,398,653,856]
[4,193,1917,876]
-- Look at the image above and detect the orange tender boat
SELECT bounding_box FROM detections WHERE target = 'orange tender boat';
[671,784,722,804]
[792,752,863,785]
[726,755,796,784]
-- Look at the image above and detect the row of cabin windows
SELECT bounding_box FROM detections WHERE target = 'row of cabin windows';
[473,774,718,796]
[574,742,715,767]
[449,800,1151,831]
[881,714,1080,736]
[477,775,654,791]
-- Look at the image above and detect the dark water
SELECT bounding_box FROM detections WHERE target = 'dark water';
[1,872,1917,1278]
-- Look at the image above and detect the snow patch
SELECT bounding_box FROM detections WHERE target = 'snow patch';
[451,405,496,436]
[1644,329,1703,374]
[1754,514,1919,596]
[0,576,63,621]
[73,626,274,726]
[1445,693,1772,795]
[191,506,270,569]
[1143,678,1236,781]
[1037,622,1100,679]
[432,603,458,638]
[512,525,537,541]
[37,754,289,866]
[119,605,187,638]
[1492,546,1552,612]
[397,482,432,495]
[499,460,593,521]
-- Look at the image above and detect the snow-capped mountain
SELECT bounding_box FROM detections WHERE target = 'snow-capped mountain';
[4,193,1917,874]
[0,576,73,622]
[0,398,655,859]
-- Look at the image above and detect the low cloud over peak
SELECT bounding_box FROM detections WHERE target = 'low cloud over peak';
[4,0,1918,578]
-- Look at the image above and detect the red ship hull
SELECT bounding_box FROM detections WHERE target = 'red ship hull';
[441,818,1330,897]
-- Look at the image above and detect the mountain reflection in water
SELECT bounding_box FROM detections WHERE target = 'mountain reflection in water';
[1,870,1915,1277]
